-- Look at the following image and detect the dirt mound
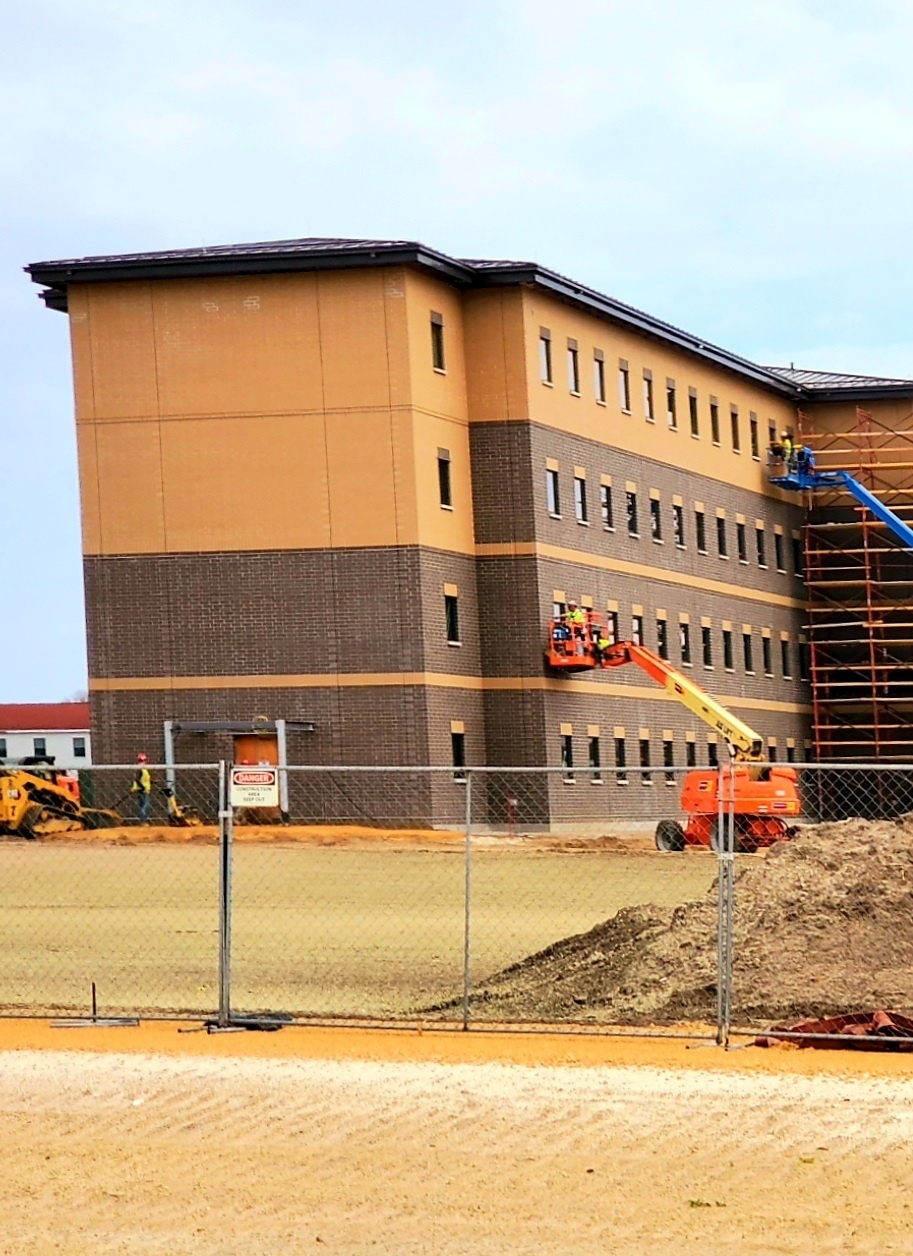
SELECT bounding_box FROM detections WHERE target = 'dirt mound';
[467,818,913,1026]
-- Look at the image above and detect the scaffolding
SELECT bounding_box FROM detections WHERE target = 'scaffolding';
[800,406,913,762]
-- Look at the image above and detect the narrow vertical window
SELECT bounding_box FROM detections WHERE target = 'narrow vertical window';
[756,526,767,567]
[599,483,614,529]
[695,509,707,553]
[762,636,773,675]
[672,503,685,547]
[786,743,796,764]
[736,521,747,563]
[663,739,675,785]
[657,618,669,659]
[731,406,741,453]
[451,731,466,781]
[552,600,566,621]
[774,532,785,571]
[561,733,575,782]
[546,467,560,516]
[716,515,728,558]
[749,412,759,459]
[626,490,639,536]
[710,400,721,445]
[606,609,619,643]
[614,735,627,783]
[689,389,699,437]
[619,360,631,411]
[781,637,792,678]
[34,737,47,758]
[643,371,655,421]
[686,740,697,767]
[743,630,754,673]
[539,327,552,383]
[594,350,606,403]
[649,497,662,541]
[708,740,719,768]
[639,737,652,785]
[430,312,445,371]
[73,736,87,759]
[444,593,460,644]
[574,475,588,524]
[437,449,452,508]
[632,613,644,645]
[702,625,713,668]
[723,628,734,671]
[588,736,602,782]
[567,339,580,394]
[0,737,7,759]
[799,640,810,681]
[680,621,692,664]
[768,420,777,449]
[666,380,677,429]
[792,534,804,579]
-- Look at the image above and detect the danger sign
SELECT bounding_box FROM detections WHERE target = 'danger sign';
[230,766,279,808]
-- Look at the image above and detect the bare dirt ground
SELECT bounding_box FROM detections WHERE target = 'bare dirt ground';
[0,1025,912,1255]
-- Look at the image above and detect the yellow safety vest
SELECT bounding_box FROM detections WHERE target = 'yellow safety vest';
[132,768,151,794]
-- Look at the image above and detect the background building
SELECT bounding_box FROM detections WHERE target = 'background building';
[25,239,913,821]
[0,702,91,767]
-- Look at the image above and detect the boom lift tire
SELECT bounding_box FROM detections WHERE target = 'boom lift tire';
[654,819,686,852]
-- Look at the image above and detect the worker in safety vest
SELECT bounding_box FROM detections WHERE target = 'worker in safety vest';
[564,600,587,654]
[780,430,794,468]
[594,629,612,665]
[131,752,152,825]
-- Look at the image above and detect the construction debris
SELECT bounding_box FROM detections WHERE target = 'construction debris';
[756,1010,913,1051]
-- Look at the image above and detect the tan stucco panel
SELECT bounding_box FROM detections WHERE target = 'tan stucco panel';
[463,288,529,422]
[83,282,160,421]
[88,421,167,553]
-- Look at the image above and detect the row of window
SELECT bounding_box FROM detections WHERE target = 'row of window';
[546,465,803,577]
[558,728,805,784]
[552,598,809,680]
[0,736,86,760]
[538,326,780,456]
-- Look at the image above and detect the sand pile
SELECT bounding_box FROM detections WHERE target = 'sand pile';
[468,817,913,1026]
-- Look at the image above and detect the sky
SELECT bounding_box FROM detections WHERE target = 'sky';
[4,0,913,700]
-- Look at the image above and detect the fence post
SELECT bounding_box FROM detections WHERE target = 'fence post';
[217,759,233,1028]
[461,769,473,1031]
[714,759,736,1047]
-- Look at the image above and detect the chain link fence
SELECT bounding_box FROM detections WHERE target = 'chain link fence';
[2,760,912,1046]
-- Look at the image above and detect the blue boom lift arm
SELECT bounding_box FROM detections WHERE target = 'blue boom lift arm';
[769,465,913,551]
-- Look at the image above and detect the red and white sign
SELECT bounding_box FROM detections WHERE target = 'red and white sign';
[230,766,279,808]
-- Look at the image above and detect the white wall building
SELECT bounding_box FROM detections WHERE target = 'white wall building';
[0,703,92,768]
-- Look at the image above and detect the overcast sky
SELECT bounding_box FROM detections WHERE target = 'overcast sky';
[5,0,913,700]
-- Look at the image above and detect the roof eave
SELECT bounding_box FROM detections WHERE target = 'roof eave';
[800,384,913,402]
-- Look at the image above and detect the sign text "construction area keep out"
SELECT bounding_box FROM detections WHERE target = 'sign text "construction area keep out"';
[230,767,279,809]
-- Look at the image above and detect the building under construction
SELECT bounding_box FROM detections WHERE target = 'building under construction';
[25,239,913,822]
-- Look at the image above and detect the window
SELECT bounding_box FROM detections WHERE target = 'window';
[546,468,560,516]
[666,381,677,430]
[606,609,619,643]
[774,532,785,572]
[437,450,452,508]
[574,475,588,524]
[663,739,675,785]
[716,515,728,558]
[743,630,754,673]
[672,503,685,547]
[707,740,719,768]
[756,527,767,567]
[444,594,460,644]
[614,735,627,783]
[561,734,575,782]
[567,340,580,394]
[792,534,804,579]
[781,638,792,678]
[639,737,652,785]
[553,599,566,620]
[73,736,87,759]
[702,625,713,668]
[723,628,734,671]
[430,312,445,371]
[589,736,602,782]
[0,737,6,759]
[786,744,796,764]
[632,614,644,645]
[539,328,552,383]
[594,351,606,403]
[657,618,669,659]
[680,621,692,665]
[600,483,614,529]
[451,731,466,781]
[768,420,778,449]
[710,400,720,445]
[695,509,707,553]
[619,361,631,411]
[731,407,741,453]
[799,640,810,681]
[643,371,655,421]
[33,737,47,757]
[649,497,662,541]
[626,490,639,536]
[750,413,759,459]
[685,740,697,767]
[762,636,773,676]
[736,521,747,563]
[689,391,699,437]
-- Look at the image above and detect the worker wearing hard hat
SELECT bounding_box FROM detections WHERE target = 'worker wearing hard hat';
[131,752,152,825]
[780,430,794,468]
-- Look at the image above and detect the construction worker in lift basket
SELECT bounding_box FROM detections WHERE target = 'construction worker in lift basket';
[564,600,587,655]
[132,753,152,825]
[780,429,794,469]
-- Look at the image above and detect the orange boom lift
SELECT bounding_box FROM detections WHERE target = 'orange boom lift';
[546,617,801,852]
